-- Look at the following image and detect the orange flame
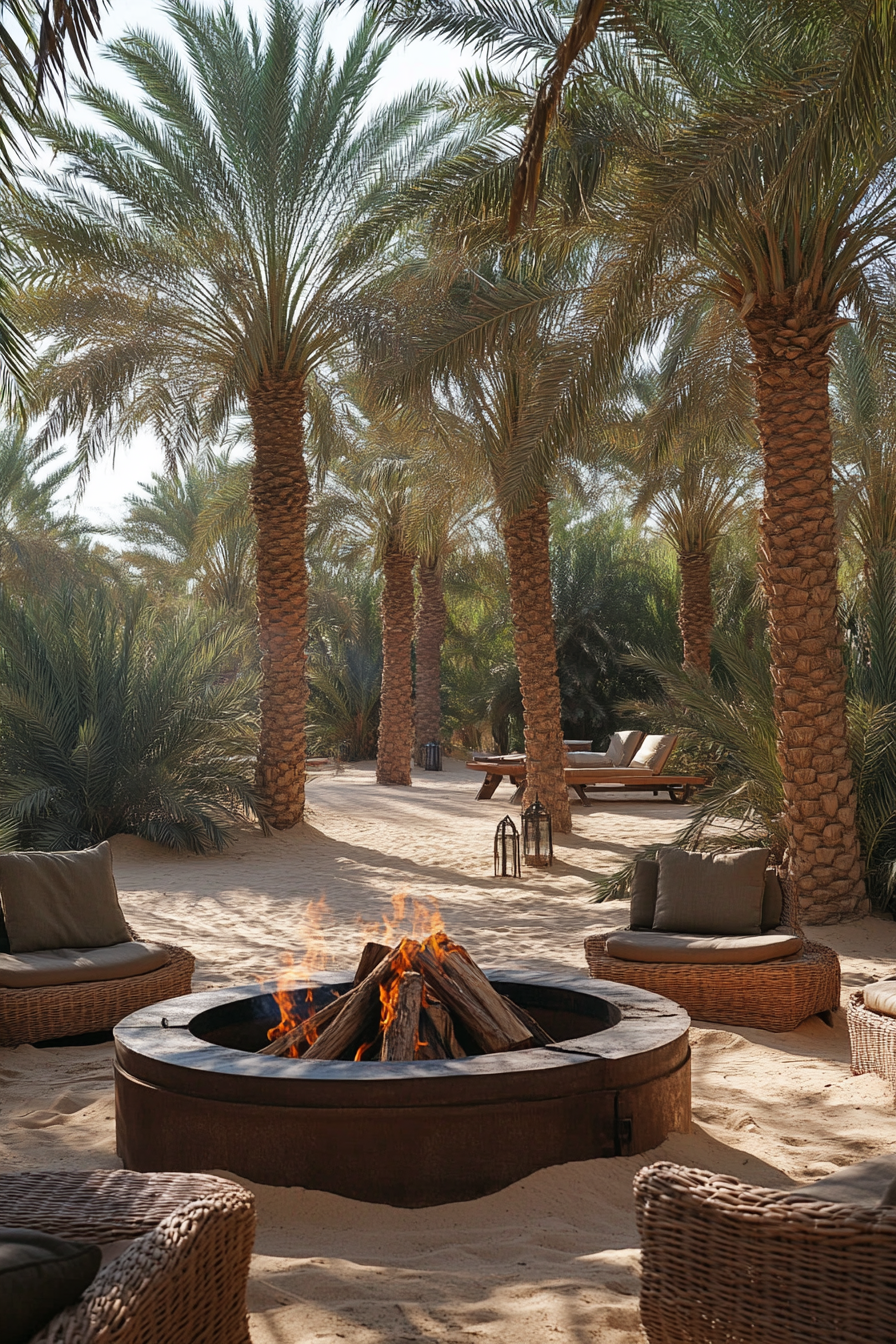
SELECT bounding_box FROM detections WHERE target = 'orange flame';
[266,895,333,1056]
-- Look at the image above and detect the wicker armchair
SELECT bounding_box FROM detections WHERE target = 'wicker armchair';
[0,1169,255,1344]
[634,1160,896,1344]
[848,986,896,1095]
[0,939,195,1046]
[585,870,840,1032]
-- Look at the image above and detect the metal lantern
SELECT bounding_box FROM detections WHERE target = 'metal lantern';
[522,795,553,868]
[338,740,351,762]
[424,740,443,771]
[494,815,521,878]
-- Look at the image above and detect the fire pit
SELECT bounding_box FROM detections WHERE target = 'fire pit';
[114,967,690,1207]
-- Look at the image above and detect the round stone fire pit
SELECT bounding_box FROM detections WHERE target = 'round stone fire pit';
[114,969,690,1206]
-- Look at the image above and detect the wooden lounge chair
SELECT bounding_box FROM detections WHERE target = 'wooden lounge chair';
[466,733,706,804]
[584,850,840,1032]
[635,1156,896,1344]
[848,978,896,1097]
[0,1169,255,1344]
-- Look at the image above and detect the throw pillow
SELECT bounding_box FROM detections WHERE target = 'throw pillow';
[0,843,131,954]
[653,848,769,936]
[761,868,784,930]
[0,1227,101,1344]
[629,859,659,929]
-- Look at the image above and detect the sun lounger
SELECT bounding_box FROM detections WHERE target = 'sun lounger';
[466,733,706,804]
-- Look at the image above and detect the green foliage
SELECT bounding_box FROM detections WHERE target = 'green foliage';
[552,507,680,744]
[306,572,382,760]
[0,585,264,852]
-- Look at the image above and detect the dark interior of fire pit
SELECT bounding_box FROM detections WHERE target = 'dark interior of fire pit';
[190,979,619,1056]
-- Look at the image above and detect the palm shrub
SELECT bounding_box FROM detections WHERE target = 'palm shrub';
[0,585,264,852]
[306,573,382,761]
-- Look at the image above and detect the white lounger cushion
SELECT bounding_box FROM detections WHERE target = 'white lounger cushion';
[566,730,643,769]
[629,734,677,773]
[606,930,804,965]
[0,941,169,988]
[863,978,896,1018]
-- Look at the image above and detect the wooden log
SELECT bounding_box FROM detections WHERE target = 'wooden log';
[380,971,423,1062]
[303,950,397,1060]
[501,997,555,1046]
[354,941,393,986]
[410,944,533,1053]
[258,992,345,1057]
[421,999,465,1059]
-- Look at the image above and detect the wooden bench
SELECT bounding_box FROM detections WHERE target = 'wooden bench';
[465,760,705,804]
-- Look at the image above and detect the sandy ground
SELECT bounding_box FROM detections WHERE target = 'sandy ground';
[2,756,896,1343]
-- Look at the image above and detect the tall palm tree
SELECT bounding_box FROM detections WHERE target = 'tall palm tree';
[398,0,895,919]
[8,0,442,828]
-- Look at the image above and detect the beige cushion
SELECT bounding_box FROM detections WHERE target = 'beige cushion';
[615,730,645,767]
[0,941,168,988]
[0,843,131,954]
[798,1155,896,1209]
[653,847,769,936]
[629,734,677,773]
[568,731,645,770]
[863,979,896,1019]
[606,929,804,964]
[567,751,615,766]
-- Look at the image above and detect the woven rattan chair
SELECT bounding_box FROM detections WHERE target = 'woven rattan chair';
[0,1169,255,1344]
[634,1160,896,1344]
[584,871,840,1032]
[848,985,896,1096]
[0,937,195,1046]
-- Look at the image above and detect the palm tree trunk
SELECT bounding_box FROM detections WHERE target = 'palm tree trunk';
[377,545,415,785]
[414,557,446,760]
[678,549,713,674]
[745,299,868,923]
[501,491,572,832]
[248,376,309,829]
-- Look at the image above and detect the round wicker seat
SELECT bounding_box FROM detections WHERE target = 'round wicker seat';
[848,986,896,1095]
[584,931,840,1032]
[0,941,195,1046]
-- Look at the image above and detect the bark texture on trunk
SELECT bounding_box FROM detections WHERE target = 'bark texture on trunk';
[377,546,415,786]
[745,298,867,923]
[414,558,447,759]
[678,549,713,674]
[501,491,572,833]
[248,376,309,829]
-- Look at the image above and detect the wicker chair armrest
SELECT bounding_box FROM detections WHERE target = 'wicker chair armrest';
[635,1161,896,1344]
[7,1171,255,1344]
[0,1171,238,1241]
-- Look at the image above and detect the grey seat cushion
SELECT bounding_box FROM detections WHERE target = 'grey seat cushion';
[605,929,804,964]
[0,941,169,988]
[0,843,131,953]
[796,1155,896,1208]
[863,979,896,1019]
[0,1226,101,1344]
[653,847,769,936]
[629,858,785,932]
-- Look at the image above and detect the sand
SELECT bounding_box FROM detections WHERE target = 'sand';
[2,756,896,1342]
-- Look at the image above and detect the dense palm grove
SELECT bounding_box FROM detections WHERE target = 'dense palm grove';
[0,0,894,922]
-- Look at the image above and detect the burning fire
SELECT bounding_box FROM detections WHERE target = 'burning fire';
[267,894,464,1059]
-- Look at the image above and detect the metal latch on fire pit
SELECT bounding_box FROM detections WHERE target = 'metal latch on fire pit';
[615,1115,634,1156]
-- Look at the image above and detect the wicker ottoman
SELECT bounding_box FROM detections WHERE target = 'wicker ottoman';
[0,1169,255,1344]
[584,931,840,1032]
[0,941,195,1046]
[848,987,896,1095]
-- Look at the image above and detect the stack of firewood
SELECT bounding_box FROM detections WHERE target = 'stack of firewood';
[258,931,554,1062]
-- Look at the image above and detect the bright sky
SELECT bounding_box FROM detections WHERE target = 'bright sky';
[52,0,471,529]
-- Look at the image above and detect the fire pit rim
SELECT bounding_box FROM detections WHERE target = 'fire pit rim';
[114,968,689,1085]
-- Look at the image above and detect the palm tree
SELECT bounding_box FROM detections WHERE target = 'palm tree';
[411,0,891,919]
[9,0,442,827]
